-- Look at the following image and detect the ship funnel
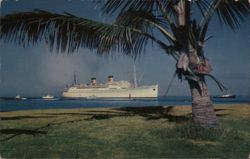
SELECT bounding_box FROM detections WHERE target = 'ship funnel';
[91,77,96,85]
[108,75,114,82]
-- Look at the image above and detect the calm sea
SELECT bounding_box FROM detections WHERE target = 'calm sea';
[0,96,249,112]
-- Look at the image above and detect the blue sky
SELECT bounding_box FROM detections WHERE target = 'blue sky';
[0,0,249,97]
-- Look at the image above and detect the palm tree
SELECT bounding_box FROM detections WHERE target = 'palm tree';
[1,0,249,127]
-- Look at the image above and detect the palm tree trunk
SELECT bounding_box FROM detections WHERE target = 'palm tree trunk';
[188,77,218,127]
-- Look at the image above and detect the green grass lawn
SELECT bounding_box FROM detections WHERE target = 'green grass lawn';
[0,104,250,159]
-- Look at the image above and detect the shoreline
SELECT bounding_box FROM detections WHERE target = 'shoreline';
[1,103,249,114]
[1,96,249,112]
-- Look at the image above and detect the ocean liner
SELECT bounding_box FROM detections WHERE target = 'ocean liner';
[62,75,158,99]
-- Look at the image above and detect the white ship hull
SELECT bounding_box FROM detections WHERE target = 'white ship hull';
[62,85,158,99]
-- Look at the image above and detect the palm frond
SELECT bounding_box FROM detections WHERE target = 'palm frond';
[155,0,178,23]
[101,0,157,16]
[198,0,249,40]
[155,0,179,36]
[0,9,98,53]
[215,0,250,30]
[195,0,211,18]
[101,0,180,26]
[115,10,176,42]
[0,9,170,57]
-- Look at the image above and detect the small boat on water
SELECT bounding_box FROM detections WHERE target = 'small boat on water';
[15,95,27,100]
[42,94,54,100]
[15,95,21,99]
[214,94,236,99]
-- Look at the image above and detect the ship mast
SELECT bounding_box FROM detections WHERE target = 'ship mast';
[73,72,77,85]
[133,63,138,88]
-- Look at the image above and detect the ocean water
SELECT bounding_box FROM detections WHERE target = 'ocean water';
[0,96,249,112]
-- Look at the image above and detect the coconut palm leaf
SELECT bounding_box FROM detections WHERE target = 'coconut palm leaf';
[195,0,211,18]
[0,10,100,53]
[101,0,178,24]
[101,0,158,16]
[155,0,177,25]
[197,0,249,42]
[115,10,176,43]
[0,9,169,56]
[215,0,250,29]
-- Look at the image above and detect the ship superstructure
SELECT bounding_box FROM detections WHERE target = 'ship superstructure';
[62,75,158,99]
